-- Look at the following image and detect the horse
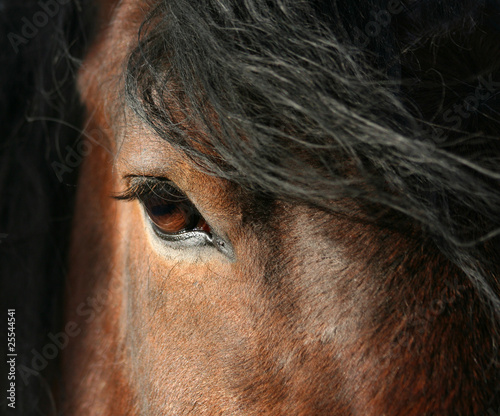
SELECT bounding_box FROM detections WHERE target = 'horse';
[1,0,499,414]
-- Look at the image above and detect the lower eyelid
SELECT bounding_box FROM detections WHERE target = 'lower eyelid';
[151,222,214,248]
[151,223,235,261]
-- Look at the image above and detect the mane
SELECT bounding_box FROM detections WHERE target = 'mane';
[125,0,500,324]
[0,1,93,413]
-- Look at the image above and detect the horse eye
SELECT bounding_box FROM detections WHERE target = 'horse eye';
[144,197,211,236]
[114,177,213,240]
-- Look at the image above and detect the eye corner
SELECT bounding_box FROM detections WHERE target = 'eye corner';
[112,189,137,201]
[211,234,236,261]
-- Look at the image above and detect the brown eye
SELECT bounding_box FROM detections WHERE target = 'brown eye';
[114,177,212,239]
[115,177,233,258]
[144,197,211,236]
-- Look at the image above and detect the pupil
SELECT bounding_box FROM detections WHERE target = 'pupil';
[150,203,176,217]
[143,196,209,235]
[147,201,200,233]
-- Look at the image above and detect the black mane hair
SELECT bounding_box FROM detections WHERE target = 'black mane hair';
[0,1,93,414]
[126,0,500,328]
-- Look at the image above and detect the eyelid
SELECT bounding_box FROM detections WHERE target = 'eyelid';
[114,176,185,202]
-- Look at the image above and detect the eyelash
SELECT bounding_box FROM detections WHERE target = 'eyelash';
[115,177,185,203]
